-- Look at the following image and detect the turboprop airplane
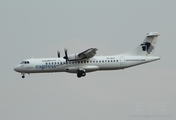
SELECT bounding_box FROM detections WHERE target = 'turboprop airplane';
[14,32,160,78]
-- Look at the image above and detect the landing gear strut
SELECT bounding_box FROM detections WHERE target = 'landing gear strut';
[77,70,86,78]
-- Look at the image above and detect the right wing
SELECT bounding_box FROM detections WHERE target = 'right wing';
[64,48,98,61]
[78,48,98,59]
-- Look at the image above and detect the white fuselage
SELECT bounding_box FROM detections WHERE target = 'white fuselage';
[14,32,160,78]
[14,55,160,74]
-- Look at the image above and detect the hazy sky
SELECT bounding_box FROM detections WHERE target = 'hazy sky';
[0,0,176,120]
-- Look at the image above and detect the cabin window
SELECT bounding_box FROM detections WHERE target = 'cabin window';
[99,61,101,63]
[116,60,118,62]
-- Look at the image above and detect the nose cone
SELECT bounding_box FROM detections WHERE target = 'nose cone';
[14,66,18,72]
[13,67,17,71]
[14,65,20,72]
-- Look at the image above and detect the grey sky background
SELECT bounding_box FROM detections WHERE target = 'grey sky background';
[0,0,176,120]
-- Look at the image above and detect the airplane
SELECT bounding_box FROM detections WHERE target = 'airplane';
[14,32,160,78]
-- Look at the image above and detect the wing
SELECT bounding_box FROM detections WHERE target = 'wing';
[63,48,98,61]
[78,48,98,59]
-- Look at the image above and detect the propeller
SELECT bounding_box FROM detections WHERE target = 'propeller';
[63,48,68,63]
[57,50,60,58]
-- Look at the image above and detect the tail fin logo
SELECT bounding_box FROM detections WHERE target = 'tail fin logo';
[140,42,154,54]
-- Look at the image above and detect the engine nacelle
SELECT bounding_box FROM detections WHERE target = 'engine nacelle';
[67,54,80,61]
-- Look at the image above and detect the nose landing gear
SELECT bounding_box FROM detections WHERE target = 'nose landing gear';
[21,73,25,78]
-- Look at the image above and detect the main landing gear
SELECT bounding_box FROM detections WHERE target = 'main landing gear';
[77,70,86,78]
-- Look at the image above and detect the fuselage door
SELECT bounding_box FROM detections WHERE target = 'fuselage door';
[120,56,125,68]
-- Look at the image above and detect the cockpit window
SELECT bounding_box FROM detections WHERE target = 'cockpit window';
[20,61,30,64]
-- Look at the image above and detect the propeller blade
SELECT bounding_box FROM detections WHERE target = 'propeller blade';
[57,50,60,58]
[63,48,68,63]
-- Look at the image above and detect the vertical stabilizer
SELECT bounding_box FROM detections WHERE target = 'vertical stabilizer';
[121,32,160,56]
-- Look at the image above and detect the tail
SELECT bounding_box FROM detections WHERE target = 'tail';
[120,32,160,56]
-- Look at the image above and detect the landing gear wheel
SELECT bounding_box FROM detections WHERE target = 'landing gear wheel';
[81,72,86,77]
[77,70,86,78]
[22,76,25,78]
[77,73,82,78]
